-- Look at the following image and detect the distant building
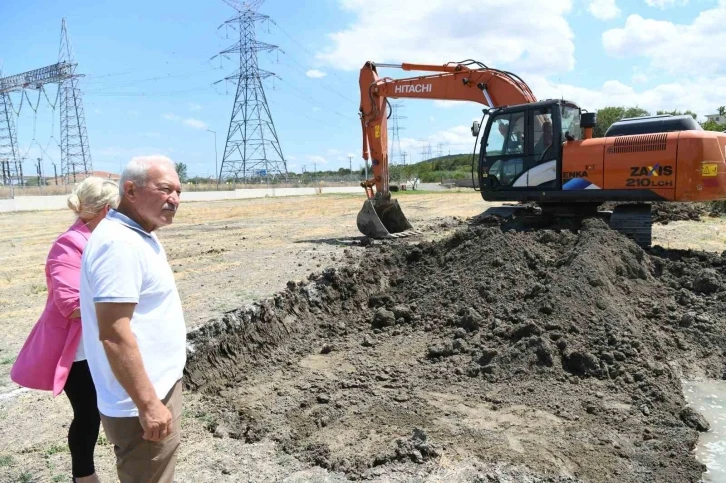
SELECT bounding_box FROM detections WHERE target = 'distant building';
[705,113,726,124]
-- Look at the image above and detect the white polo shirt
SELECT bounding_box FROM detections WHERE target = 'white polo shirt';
[79,209,186,418]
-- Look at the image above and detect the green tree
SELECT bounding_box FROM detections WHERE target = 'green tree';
[175,162,188,183]
[701,119,726,132]
[656,109,698,119]
[593,106,650,137]
[718,106,725,116]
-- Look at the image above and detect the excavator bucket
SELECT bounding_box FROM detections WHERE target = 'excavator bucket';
[357,198,414,238]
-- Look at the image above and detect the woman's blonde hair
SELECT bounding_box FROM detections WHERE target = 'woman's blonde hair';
[67,177,120,221]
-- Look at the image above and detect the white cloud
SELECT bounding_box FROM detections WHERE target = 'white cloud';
[527,74,726,119]
[588,0,621,20]
[644,0,688,9]
[188,102,202,111]
[316,0,575,77]
[306,69,327,78]
[183,118,207,129]
[602,3,726,75]
[306,155,327,165]
[162,113,208,130]
[434,100,462,108]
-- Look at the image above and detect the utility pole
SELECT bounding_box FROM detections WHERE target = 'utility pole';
[52,162,58,185]
[401,152,407,166]
[348,154,353,181]
[36,157,43,192]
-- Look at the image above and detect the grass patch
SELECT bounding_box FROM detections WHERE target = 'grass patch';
[97,433,111,446]
[1,357,15,365]
[30,285,47,295]
[45,444,67,457]
[52,475,65,482]
[0,455,13,466]
[17,471,35,482]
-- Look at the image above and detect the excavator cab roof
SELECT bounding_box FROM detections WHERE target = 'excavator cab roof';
[487,98,580,115]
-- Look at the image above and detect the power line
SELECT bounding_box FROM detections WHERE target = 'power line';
[275,52,356,106]
[276,76,355,121]
[268,20,350,86]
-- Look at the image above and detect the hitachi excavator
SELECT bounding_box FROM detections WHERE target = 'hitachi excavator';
[357,60,726,247]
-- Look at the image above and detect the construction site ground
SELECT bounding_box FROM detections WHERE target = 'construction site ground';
[0,191,724,482]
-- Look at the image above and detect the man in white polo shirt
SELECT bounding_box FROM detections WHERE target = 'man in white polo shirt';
[79,155,185,483]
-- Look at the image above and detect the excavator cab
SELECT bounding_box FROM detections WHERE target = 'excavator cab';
[475,100,582,197]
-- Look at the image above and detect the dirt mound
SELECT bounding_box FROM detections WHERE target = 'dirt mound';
[600,201,718,224]
[185,220,725,482]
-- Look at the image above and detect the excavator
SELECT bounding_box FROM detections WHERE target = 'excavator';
[357,60,726,247]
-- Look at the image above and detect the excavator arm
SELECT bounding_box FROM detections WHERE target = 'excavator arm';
[356,60,538,238]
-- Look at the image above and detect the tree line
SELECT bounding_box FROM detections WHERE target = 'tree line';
[593,105,726,137]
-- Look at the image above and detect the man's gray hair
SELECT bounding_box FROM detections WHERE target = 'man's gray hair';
[119,155,176,197]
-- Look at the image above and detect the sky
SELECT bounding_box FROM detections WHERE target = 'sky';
[2,0,726,178]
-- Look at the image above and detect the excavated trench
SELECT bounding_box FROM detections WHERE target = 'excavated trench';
[184,216,726,482]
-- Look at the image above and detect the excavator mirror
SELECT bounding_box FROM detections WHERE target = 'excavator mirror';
[471,120,480,137]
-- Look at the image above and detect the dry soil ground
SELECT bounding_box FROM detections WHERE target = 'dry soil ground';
[0,192,724,482]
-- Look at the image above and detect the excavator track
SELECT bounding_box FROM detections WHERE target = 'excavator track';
[607,203,652,248]
[480,203,653,249]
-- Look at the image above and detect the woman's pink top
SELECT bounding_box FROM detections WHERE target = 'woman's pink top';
[11,218,90,396]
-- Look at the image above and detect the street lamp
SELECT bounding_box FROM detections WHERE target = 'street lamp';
[206,129,218,186]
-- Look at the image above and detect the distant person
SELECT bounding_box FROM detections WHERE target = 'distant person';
[79,155,186,483]
[11,177,120,483]
[535,120,554,156]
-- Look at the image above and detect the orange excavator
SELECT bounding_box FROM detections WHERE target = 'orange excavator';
[357,60,726,246]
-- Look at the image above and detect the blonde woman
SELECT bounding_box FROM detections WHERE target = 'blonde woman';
[11,177,120,483]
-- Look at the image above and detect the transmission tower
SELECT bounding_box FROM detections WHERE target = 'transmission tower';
[0,92,20,186]
[59,19,92,183]
[216,0,287,184]
[0,18,91,189]
[436,143,444,158]
[420,142,432,162]
[387,102,405,166]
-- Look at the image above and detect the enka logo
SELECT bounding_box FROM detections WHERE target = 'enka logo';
[563,171,588,179]
[394,84,433,94]
[630,164,673,177]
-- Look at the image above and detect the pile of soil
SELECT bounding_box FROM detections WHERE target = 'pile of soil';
[600,201,717,224]
[185,218,725,482]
